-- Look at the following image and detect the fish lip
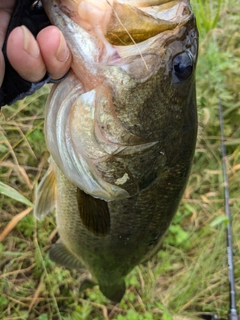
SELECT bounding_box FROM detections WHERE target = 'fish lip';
[104,0,194,46]
[47,0,194,42]
[142,0,193,22]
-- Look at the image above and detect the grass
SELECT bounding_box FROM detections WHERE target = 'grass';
[1,0,240,319]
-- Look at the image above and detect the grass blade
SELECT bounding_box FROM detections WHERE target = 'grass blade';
[0,182,33,207]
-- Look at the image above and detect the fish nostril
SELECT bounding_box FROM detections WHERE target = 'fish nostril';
[182,6,191,16]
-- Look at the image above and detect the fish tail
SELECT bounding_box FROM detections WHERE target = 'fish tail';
[99,279,126,303]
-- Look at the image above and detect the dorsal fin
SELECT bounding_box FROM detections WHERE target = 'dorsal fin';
[49,242,83,270]
[34,166,56,220]
[77,188,110,236]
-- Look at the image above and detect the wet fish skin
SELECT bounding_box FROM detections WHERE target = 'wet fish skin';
[35,0,198,302]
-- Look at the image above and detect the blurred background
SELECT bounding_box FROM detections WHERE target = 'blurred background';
[0,0,240,319]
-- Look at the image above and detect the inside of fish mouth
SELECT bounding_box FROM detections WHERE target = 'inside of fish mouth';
[69,0,192,46]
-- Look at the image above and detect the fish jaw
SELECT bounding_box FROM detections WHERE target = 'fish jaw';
[42,0,198,202]
[42,0,194,45]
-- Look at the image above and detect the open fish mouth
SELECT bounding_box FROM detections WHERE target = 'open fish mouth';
[106,0,192,45]
[55,0,193,45]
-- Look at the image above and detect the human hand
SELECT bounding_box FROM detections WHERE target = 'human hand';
[0,0,72,87]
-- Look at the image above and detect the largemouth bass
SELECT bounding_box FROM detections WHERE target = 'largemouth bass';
[35,0,198,302]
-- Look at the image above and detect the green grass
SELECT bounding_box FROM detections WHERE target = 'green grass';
[1,0,240,319]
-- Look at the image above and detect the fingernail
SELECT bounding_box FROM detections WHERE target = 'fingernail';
[54,31,69,62]
[21,26,40,58]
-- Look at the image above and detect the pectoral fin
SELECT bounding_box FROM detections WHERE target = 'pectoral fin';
[49,242,83,270]
[34,166,56,220]
[77,188,110,236]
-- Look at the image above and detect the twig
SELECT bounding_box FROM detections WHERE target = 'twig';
[0,263,37,278]
[28,274,45,312]
[0,207,32,242]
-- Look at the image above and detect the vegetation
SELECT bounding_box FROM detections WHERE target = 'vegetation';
[1,0,240,319]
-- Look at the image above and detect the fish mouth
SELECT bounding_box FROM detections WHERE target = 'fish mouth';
[59,0,193,46]
[105,0,193,45]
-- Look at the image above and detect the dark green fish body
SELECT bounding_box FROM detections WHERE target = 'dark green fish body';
[35,0,198,302]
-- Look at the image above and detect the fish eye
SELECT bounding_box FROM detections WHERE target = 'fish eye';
[172,52,193,81]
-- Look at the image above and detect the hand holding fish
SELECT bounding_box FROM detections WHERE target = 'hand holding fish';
[0,0,72,106]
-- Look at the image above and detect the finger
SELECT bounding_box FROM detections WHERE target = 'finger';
[0,3,14,85]
[0,1,15,48]
[6,26,47,82]
[0,52,5,86]
[37,26,72,80]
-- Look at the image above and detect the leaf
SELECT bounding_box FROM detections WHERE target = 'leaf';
[210,215,229,227]
[163,314,173,320]
[0,182,33,207]
[155,303,173,320]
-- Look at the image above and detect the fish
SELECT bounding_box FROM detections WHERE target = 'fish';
[34,0,198,302]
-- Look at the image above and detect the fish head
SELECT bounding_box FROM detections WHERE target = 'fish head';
[42,0,198,201]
